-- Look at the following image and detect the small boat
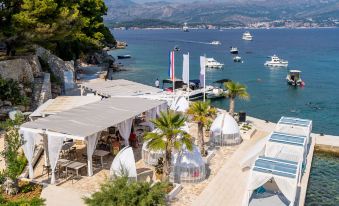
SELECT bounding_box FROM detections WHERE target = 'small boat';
[117,55,131,59]
[286,70,304,87]
[233,56,242,63]
[210,41,221,45]
[206,79,231,99]
[242,31,253,41]
[183,23,189,32]
[205,58,224,69]
[230,47,239,54]
[264,55,288,67]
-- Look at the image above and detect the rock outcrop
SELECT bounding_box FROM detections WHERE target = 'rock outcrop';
[0,59,34,83]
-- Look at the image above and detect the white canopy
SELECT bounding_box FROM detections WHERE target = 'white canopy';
[244,156,301,206]
[29,96,102,118]
[210,113,242,146]
[81,79,162,98]
[275,117,312,140]
[170,96,189,112]
[265,132,307,165]
[110,146,137,179]
[21,97,165,140]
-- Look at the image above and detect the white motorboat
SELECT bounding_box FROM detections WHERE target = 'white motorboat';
[286,70,304,87]
[242,31,253,41]
[183,23,189,32]
[205,58,224,69]
[233,56,242,63]
[210,41,221,45]
[230,47,239,54]
[206,87,227,99]
[264,55,288,67]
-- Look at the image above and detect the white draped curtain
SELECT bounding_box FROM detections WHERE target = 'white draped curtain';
[86,132,101,176]
[118,118,133,146]
[110,147,137,179]
[20,129,37,179]
[47,133,65,184]
[145,108,157,130]
[265,143,304,163]
[156,102,168,117]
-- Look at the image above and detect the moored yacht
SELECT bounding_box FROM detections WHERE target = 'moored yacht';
[264,55,288,67]
[233,56,242,63]
[230,47,239,54]
[183,23,189,32]
[286,70,304,87]
[205,58,224,69]
[242,31,253,41]
[210,41,221,45]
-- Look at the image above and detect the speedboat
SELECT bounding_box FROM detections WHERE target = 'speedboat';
[242,31,253,41]
[205,58,224,69]
[286,70,304,87]
[183,23,189,32]
[233,56,242,63]
[206,79,230,99]
[210,41,221,45]
[230,47,239,54]
[117,55,131,59]
[264,55,288,67]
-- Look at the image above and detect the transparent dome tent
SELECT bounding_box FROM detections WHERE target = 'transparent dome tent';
[210,113,242,146]
[170,145,206,183]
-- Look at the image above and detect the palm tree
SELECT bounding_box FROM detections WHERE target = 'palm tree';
[144,111,193,182]
[224,81,250,116]
[187,101,216,155]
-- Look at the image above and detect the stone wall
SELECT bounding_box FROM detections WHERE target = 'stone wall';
[38,73,52,107]
[0,59,34,83]
[36,47,75,92]
[23,55,42,76]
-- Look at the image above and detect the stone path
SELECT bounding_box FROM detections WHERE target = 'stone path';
[41,185,87,206]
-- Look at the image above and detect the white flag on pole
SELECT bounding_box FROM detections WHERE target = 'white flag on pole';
[182,53,189,84]
[200,56,206,88]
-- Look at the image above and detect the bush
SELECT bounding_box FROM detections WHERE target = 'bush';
[0,196,45,206]
[84,176,167,206]
[0,76,22,105]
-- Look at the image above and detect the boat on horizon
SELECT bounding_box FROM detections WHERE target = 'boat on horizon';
[117,54,131,59]
[205,58,224,69]
[286,70,304,87]
[242,31,253,41]
[183,23,189,32]
[233,56,242,63]
[264,55,288,67]
[230,47,239,54]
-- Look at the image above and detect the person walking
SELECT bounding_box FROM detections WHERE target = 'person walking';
[155,78,160,88]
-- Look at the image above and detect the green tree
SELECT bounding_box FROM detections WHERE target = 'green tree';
[144,111,193,181]
[224,81,250,116]
[84,176,167,206]
[0,114,26,195]
[187,101,216,155]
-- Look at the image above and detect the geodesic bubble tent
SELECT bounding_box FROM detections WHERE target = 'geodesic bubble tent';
[210,113,242,146]
[171,146,206,183]
[142,139,165,166]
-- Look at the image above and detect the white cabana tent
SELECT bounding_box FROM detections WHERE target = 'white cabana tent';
[20,97,166,184]
[265,132,307,169]
[170,96,189,112]
[275,117,312,142]
[210,113,242,146]
[244,156,301,206]
[171,146,206,183]
[110,146,137,180]
[80,79,163,98]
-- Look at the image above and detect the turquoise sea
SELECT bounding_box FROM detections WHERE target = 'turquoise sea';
[109,29,339,136]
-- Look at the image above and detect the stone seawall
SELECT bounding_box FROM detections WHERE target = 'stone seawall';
[39,73,52,106]
[0,59,34,83]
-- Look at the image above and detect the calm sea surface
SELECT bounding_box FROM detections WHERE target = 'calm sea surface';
[109,29,339,135]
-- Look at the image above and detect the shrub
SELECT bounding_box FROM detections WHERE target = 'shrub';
[84,176,167,206]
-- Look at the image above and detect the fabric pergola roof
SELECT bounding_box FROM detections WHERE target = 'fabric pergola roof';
[30,96,102,117]
[21,97,165,139]
[265,132,307,164]
[275,116,312,138]
[253,156,298,179]
[81,79,162,98]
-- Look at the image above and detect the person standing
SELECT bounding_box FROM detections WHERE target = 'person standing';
[155,78,160,88]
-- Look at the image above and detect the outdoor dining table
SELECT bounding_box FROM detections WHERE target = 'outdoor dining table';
[93,149,110,168]
[65,161,87,180]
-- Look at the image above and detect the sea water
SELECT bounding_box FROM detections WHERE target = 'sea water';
[109,29,339,135]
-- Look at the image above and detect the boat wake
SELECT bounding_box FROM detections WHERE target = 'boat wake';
[168,39,212,45]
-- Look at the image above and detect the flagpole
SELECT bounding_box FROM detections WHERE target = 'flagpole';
[187,52,190,103]
[173,51,175,96]
[203,54,206,102]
